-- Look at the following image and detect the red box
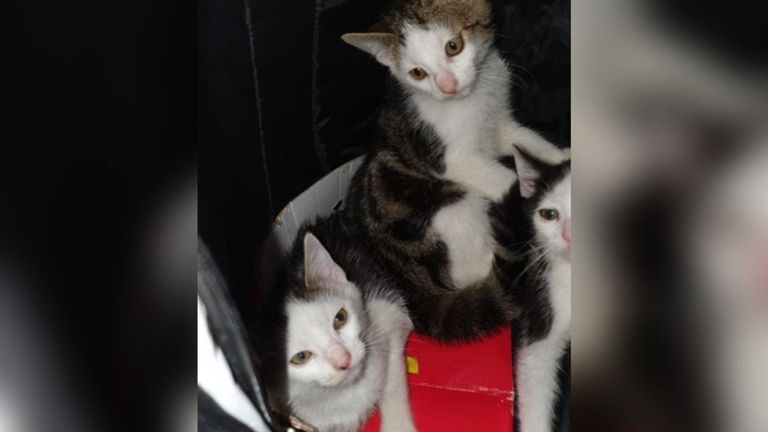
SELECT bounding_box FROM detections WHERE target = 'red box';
[361,325,514,431]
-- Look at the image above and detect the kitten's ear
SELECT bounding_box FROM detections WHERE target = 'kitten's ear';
[513,146,543,198]
[341,33,396,67]
[303,233,348,287]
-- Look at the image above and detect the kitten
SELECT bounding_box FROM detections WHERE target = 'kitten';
[266,216,416,432]
[340,0,569,341]
[497,148,571,432]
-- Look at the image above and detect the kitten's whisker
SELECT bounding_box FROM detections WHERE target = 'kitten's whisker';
[501,240,534,249]
[514,245,550,283]
[507,62,533,77]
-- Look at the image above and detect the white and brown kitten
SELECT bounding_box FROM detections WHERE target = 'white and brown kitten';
[340,0,569,341]
[267,217,416,432]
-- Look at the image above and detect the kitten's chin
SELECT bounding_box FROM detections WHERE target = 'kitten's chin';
[440,80,478,101]
[408,81,475,102]
[321,373,347,387]
[438,90,471,101]
[434,81,476,101]
[457,87,472,98]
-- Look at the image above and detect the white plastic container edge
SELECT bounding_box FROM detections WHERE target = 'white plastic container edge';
[270,157,363,253]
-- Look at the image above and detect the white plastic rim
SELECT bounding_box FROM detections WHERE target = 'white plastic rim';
[270,157,363,254]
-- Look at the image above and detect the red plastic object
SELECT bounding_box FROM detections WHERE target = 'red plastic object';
[361,325,514,431]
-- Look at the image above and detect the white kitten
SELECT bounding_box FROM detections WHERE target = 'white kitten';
[282,231,415,432]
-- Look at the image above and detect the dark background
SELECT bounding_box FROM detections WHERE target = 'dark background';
[6,0,195,430]
[198,0,571,325]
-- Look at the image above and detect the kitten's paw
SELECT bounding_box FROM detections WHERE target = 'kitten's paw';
[560,147,571,161]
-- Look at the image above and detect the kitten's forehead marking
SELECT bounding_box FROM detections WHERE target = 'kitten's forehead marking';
[388,0,492,35]
[543,174,570,211]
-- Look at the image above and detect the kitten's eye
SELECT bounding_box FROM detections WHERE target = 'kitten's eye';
[408,67,428,81]
[290,351,312,365]
[333,308,348,330]
[539,208,560,221]
[445,35,464,57]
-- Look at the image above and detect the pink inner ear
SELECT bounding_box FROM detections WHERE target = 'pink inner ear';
[304,233,348,287]
[521,180,537,198]
[326,266,347,285]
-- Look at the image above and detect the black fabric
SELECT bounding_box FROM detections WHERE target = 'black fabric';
[198,239,281,432]
[492,0,570,147]
[8,0,196,430]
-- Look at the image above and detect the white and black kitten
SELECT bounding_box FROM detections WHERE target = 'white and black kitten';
[496,148,571,432]
[264,216,416,432]
[341,0,569,341]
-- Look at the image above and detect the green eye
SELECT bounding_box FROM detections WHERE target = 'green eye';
[333,308,348,330]
[538,208,560,221]
[290,351,312,365]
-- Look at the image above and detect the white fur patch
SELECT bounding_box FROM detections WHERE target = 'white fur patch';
[516,331,570,432]
[432,193,495,288]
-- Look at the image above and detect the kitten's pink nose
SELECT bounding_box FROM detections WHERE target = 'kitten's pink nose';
[437,73,458,95]
[563,219,571,244]
[328,347,351,371]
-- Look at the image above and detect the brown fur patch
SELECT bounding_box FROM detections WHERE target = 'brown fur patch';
[385,0,494,38]
[344,1,494,66]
